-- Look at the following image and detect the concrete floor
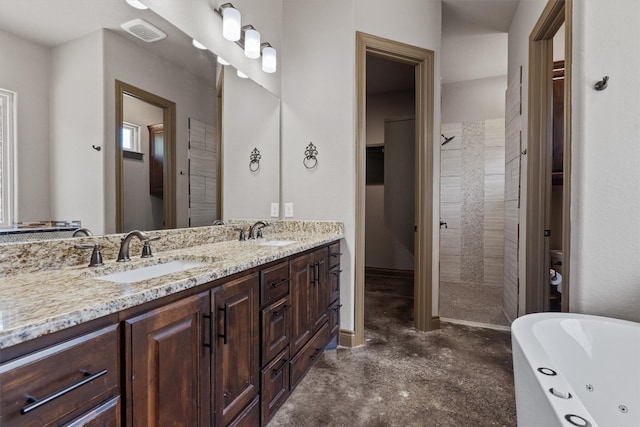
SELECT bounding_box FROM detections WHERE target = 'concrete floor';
[268,277,517,426]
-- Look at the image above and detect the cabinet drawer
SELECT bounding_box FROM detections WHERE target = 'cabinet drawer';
[0,324,119,427]
[329,300,341,339]
[289,322,329,390]
[227,396,259,427]
[262,296,291,365]
[261,347,290,426]
[65,396,120,427]
[260,261,290,307]
[328,242,341,269]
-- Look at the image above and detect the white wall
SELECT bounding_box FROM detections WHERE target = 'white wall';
[571,0,640,321]
[441,75,507,123]
[0,29,51,222]
[222,70,280,220]
[49,31,104,233]
[103,29,216,233]
[282,0,442,330]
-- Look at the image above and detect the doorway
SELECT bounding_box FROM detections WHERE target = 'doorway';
[525,0,572,313]
[353,32,435,347]
[115,80,177,233]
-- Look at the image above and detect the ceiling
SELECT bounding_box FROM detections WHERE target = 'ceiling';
[0,0,216,81]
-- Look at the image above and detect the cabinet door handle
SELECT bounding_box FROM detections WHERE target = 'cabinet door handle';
[203,314,213,354]
[270,277,290,288]
[330,252,342,257]
[309,264,316,286]
[331,304,343,312]
[315,262,320,285]
[309,347,323,361]
[271,358,289,378]
[331,269,343,276]
[218,303,229,344]
[20,369,108,415]
[272,305,290,317]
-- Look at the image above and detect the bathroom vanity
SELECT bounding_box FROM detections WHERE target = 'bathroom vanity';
[0,221,343,426]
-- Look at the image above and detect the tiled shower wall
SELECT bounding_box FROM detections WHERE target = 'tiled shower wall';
[440,118,506,286]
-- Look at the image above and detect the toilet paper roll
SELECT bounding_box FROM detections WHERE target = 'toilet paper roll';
[550,269,563,293]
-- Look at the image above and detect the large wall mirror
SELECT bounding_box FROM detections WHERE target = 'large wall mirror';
[0,0,280,236]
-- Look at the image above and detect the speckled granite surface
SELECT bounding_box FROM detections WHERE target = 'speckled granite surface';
[0,221,343,349]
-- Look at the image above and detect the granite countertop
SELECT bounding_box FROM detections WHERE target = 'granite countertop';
[0,229,343,349]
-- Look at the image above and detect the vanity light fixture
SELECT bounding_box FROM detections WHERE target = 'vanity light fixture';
[125,0,148,10]
[219,3,241,42]
[237,69,248,79]
[243,26,261,59]
[217,56,230,66]
[192,39,207,50]
[261,43,276,73]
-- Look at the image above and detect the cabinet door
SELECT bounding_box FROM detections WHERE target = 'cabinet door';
[309,248,329,333]
[289,253,313,355]
[126,292,210,427]
[211,273,259,427]
[262,296,291,365]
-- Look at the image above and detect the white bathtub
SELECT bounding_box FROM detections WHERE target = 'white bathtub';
[511,313,639,427]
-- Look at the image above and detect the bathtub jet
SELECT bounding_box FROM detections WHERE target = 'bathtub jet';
[511,312,639,427]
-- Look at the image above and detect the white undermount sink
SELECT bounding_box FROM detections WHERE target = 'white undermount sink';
[254,239,297,247]
[97,260,208,284]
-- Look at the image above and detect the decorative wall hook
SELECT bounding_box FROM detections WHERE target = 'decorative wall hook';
[440,134,455,146]
[303,142,318,169]
[92,145,101,151]
[249,147,261,172]
[594,76,609,91]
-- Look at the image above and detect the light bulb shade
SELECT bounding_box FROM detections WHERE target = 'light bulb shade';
[237,69,248,79]
[261,46,277,73]
[192,39,207,50]
[217,56,230,66]
[126,0,148,10]
[244,29,261,59]
[222,7,241,41]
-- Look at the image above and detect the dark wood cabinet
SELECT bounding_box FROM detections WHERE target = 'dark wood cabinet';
[0,324,120,427]
[126,291,210,427]
[290,252,314,355]
[211,272,260,427]
[2,240,340,427]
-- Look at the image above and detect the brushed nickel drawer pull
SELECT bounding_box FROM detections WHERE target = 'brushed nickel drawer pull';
[270,278,290,288]
[20,369,108,415]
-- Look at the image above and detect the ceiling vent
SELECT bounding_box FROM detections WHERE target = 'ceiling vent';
[120,19,167,43]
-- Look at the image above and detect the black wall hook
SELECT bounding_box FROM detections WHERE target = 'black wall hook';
[92,145,101,151]
[441,134,455,146]
[594,76,609,91]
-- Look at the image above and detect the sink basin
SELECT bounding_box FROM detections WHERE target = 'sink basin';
[254,239,297,247]
[97,260,208,284]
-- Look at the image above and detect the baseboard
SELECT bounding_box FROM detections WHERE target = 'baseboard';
[431,316,441,330]
[365,267,414,279]
[338,329,356,347]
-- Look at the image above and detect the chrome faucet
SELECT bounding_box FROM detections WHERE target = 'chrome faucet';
[248,221,269,239]
[117,230,160,262]
[72,227,93,237]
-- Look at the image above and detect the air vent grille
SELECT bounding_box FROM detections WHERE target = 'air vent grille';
[120,19,167,43]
